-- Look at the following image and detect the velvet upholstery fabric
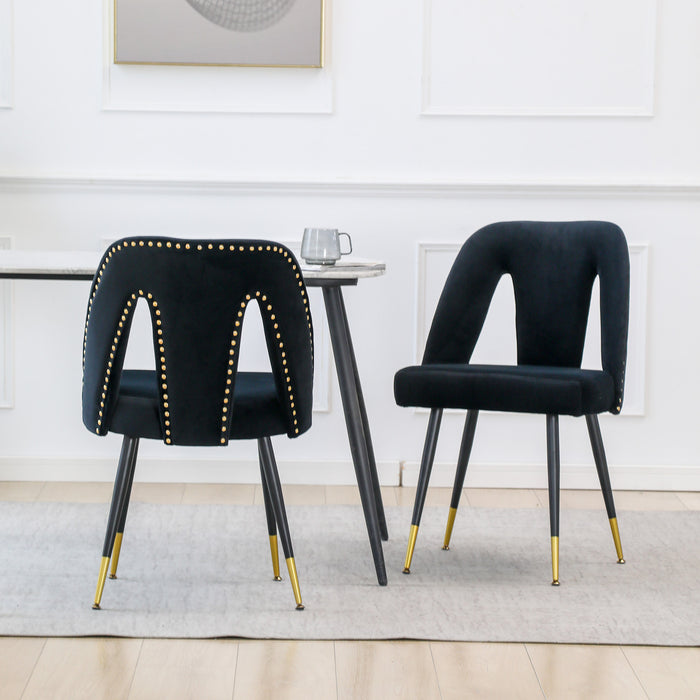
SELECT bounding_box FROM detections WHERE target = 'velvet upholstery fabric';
[82,238,314,445]
[109,370,289,441]
[394,364,614,417]
[394,221,629,416]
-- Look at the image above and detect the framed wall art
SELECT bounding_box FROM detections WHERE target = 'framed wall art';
[114,0,325,68]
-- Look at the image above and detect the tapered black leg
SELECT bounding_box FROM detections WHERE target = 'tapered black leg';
[93,435,139,609]
[443,410,479,550]
[109,437,139,579]
[337,291,388,541]
[258,437,304,609]
[546,415,561,586]
[258,441,282,581]
[323,285,387,585]
[403,408,443,574]
[585,414,625,563]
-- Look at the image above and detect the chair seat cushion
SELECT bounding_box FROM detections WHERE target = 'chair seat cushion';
[394,364,615,416]
[109,370,288,441]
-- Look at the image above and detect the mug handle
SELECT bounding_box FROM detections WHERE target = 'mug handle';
[339,232,353,256]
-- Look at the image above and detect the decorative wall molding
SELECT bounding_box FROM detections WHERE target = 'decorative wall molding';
[415,241,648,416]
[0,0,13,109]
[4,174,700,199]
[0,236,12,408]
[422,0,657,117]
[101,0,334,114]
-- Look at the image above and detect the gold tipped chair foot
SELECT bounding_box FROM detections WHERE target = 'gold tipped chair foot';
[442,507,457,551]
[268,535,282,581]
[109,533,123,579]
[286,557,304,610]
[609,517,625,564]
[403,524,419,575]
[93,556,110,610]
[551,536,560,586]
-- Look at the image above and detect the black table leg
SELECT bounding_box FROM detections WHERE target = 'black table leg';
[322,285,387,586]
[337,290,388,541]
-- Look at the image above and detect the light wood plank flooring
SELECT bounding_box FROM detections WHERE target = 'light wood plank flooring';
[1,482,698,700]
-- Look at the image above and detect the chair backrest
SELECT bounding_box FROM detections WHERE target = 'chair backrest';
[423,221,629,410]
[82,237,314,445]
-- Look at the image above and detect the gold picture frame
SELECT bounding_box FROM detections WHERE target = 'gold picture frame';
[114,0,325,68]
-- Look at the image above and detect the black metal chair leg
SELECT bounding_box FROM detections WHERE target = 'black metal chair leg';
[403,408,443,574]
[443,410,479,550]
[546,415,561,586]
[258,437,304,610]
[258,442,282,581]
[585,414,625,564]
[109,437,139,580]
[93,435,139,609]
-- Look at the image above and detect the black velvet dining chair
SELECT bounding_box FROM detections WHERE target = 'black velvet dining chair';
[394,221,629,585]
[82,237,314,610]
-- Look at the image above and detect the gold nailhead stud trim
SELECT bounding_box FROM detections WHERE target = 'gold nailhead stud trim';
[85,241,310,440]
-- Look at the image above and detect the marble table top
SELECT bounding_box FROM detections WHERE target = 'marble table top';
[0,250,386,280]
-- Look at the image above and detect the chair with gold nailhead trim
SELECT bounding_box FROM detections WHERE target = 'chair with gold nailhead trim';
[394,221,630,585]
[82,237,314,610]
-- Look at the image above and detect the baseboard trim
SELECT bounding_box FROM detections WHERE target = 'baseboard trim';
[400,461,700,492]
[1,457,699,491]
[0,457,400,486]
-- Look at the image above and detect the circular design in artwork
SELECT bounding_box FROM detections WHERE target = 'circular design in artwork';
[185,0,297,33]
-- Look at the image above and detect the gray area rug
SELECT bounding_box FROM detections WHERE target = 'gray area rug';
[1,502,698,644]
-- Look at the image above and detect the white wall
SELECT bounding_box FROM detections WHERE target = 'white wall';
[1,0,699,489]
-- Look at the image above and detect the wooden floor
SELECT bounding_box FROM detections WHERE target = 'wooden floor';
[2,482,699,700]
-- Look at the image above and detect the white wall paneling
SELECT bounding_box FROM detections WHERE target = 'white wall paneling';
[0,236,12,407]
[422,0,657,116]
[0,175,699,490]
[3,0,700,489]
[102,0,334,113]
[0,0,12,108]
[416,241,648,416]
